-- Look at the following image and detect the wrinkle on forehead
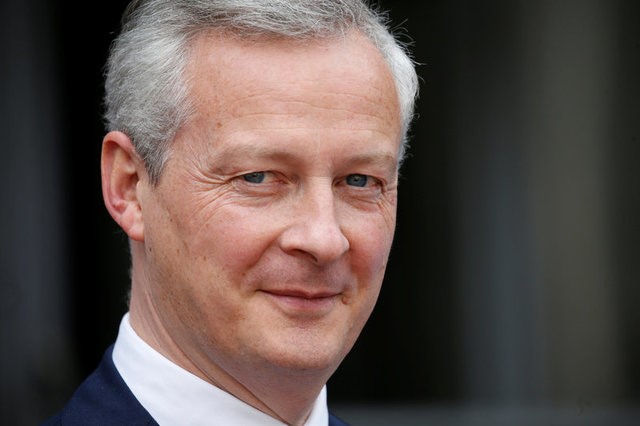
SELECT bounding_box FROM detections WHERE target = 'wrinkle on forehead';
[170,28,403,175]
[184,29,401,129]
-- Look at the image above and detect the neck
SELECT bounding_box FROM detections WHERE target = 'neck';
[201,364,325,425]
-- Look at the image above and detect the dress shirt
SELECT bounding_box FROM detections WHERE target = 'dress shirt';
[112,313,329,426]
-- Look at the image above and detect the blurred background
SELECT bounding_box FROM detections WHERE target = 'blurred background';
[1,0,638,424]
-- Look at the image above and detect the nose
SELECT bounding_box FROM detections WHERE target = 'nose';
[278,183,350,265]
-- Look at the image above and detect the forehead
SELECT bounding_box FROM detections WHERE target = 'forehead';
[176,30,402,162]
[187,31,399,117]
[187,29,392,80]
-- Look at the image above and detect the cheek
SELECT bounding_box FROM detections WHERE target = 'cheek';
[347,212,396,281]
[186,205,283,276]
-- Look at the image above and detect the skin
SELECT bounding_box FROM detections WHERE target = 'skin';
[102,30,402,425]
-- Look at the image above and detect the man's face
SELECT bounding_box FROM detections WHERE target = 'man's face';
[137,31,402,380]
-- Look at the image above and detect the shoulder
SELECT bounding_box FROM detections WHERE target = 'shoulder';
[40,345,157,426]
[329,412,351,426]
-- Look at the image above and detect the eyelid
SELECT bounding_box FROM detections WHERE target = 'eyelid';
[339,173,384,189]
[346,173,368,187]
[240,170,270,180]
[242,171,267,183]
[235,170,286,188]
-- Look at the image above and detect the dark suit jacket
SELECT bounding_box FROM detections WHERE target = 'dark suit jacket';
[42,345,349,426]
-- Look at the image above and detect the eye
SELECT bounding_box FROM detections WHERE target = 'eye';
[242,172,266,183]
[345,174,369,187]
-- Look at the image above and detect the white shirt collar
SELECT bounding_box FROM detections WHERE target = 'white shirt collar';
[112,313,329,426]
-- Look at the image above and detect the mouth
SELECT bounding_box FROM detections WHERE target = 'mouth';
[260,289,341,315]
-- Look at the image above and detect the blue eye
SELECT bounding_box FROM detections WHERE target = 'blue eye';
[346,174,368,187]
[243,172,266,183]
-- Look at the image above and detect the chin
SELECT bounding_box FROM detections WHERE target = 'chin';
[261,334,353,374]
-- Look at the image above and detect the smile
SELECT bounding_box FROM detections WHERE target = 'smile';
[260,289,340,315]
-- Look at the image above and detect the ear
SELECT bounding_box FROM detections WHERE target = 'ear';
[101,131,146,241]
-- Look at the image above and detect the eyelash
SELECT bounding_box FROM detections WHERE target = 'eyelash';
[344,174,370,188]
[242,171,268,184]
[239,172,378,186]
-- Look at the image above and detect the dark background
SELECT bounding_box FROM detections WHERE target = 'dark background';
[1,0,639,424]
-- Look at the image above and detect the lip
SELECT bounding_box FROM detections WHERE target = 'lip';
[260,289,340,315]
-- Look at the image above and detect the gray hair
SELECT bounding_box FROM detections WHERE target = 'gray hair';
[104,0,419,183]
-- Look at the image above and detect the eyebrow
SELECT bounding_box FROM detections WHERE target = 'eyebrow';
[209,144,298,168]
[339,151,399,175]
[209,143,399,174]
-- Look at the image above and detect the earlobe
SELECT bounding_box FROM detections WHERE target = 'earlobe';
[101,131,146,241]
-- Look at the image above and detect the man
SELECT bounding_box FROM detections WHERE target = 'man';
[44,0,418,425]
